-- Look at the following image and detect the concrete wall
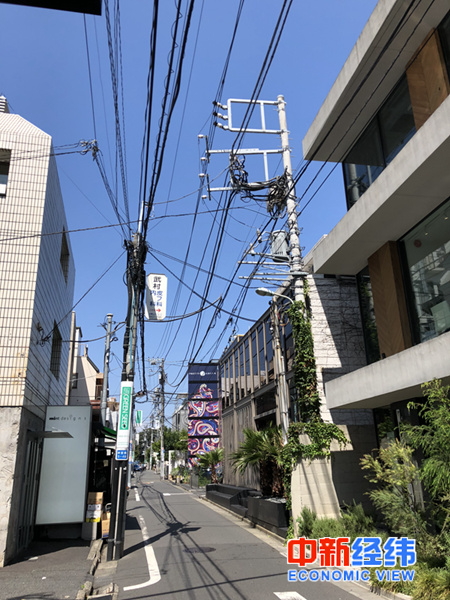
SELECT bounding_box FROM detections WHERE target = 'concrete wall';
[0,407,44,566]
[290,275,377,521]
[222,401,258,490]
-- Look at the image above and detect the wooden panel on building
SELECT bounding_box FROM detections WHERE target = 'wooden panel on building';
[368,241,412,358]
[406,30,450,129]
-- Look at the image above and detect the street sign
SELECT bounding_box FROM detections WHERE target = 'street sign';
[135,410,143,425]
[116,449,128,461]
[116,382,133,461]
[145,273,168,321]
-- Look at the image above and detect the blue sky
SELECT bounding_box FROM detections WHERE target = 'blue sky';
[0,0,377,425]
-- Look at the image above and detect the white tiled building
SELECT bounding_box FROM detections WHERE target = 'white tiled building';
[0,97,75,565]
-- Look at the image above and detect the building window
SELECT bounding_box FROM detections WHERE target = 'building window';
[343,119,384,208]
[251,330,258,390]
[71,372,78,389]
[50,323,63,379]
[0,150,11,196]
[60,229,70,283]
[438,10,450,77]
[257,324,266,386]
[401,200,450,343]
[343,76,415,208]
[265,318,274,381]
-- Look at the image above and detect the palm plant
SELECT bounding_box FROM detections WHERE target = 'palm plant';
[198,448,224,484]
[230,427,284,497]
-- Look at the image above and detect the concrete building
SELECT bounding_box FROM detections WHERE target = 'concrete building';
[0,98,75,565]
[171,394,189,431]
[219,274,377,516]
[303,0,450,433]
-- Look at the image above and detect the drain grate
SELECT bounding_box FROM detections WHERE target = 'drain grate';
[184,547,216,554]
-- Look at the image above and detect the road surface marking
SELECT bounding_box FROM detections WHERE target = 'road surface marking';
[123,514,161,591]
[274,593,308,600]
[163,492,187,496]
[134,488,140,502]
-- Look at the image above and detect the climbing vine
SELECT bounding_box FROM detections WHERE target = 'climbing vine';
[286,281,321,421]
[279,280,347,516]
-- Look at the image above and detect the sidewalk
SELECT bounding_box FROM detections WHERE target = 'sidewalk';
[0,538,102,600]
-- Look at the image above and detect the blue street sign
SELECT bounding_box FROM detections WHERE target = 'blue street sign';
[116,449,128,461]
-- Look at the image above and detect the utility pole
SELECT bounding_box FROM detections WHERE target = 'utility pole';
[100,313,114,428]
[270,302,290,442]
[208,95,304,441]
[277,95,303,302]
[107,233,146,562]
[208,95,304,294]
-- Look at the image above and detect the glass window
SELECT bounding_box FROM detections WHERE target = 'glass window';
[378,77,416,164]
[60,229,70,283]
[251,330,258,390]
[244,338,251,394]
[343,119,384,208]
[258,324,266,386]
[342,77,415,208]
[234,350,240,401]
[50,323,62,379]
[402,200,450,342]
[0,149,11,196]
[265,319,274,381]
[438,10,450,77]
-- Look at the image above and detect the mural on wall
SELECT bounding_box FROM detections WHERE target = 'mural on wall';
[187,363,221,467]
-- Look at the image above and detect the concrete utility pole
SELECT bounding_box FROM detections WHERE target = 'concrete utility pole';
[100,313,114,427]
[209,95,303,296]
[210,95,304,442]
[277,95,303,302]
[270,302,290,442]
[107,233,146,562]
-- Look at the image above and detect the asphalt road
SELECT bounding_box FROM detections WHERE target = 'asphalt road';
[113,475,377,600]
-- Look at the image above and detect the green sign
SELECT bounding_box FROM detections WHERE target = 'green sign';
[119,385,132,430]
[116,383,133,457]
[136,410,143,425]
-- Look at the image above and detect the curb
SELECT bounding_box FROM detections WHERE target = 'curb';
[75,539,104,600]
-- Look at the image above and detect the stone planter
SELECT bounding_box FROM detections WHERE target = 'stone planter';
[247,496,290,537]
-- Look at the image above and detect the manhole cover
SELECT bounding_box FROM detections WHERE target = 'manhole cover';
[184,547,216,554]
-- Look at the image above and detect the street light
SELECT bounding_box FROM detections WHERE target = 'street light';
[255,287,296,442]
[255,287,294,304]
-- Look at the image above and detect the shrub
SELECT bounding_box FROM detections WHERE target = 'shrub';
[296,507,317,537]
[310,516,346,539]
[340,503,377,539]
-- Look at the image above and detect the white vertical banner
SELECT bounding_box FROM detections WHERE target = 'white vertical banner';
[145,273,168,321]
[116,382,133,461]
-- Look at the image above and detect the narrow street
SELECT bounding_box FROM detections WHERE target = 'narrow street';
[113,473,376,600]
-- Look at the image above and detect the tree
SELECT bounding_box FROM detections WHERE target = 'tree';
[198,448,224,484]
[230,427,284,497]
[145,427,188,456]
[402,380,450,502]
[360,439,427,540]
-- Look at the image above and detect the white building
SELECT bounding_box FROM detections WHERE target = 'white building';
[0,98,75,565]
[303,0,450,430]
[66,318,103,409]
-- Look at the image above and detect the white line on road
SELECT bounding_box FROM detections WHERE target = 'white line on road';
[134,488,140,502]
[123,514,161,592]
[162,492,187,496]
[274,593,308,600]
